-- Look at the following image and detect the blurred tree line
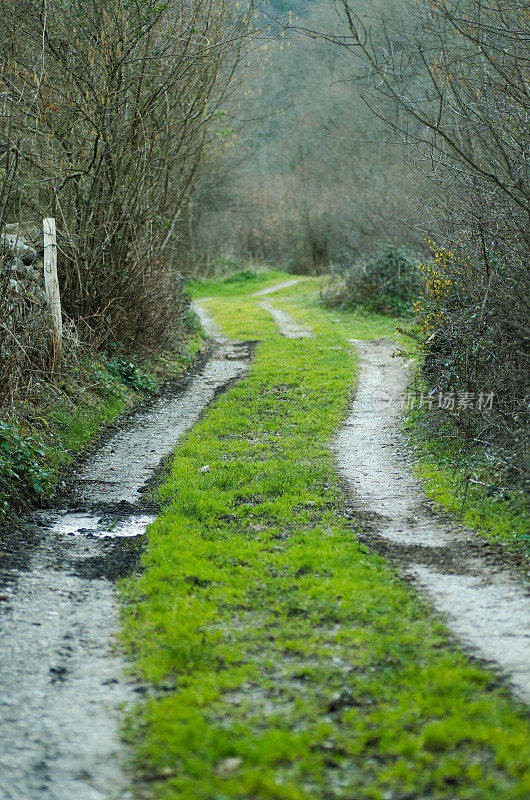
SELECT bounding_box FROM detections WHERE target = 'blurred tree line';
[184,0,429,273]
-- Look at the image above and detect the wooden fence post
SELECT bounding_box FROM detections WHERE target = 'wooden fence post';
[43,217,62,376]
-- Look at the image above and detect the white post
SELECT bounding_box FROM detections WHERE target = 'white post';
[43,217,62,376]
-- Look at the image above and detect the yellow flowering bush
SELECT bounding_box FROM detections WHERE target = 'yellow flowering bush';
[398,238,528,452]
[414,241,473,336]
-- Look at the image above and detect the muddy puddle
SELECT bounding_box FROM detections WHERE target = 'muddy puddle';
[336,338,530,704]
[0,336,252,800]
[33,510,156,539]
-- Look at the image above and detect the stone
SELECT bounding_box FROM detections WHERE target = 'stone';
[31,259,44,284]
[215,757,242,776]
[29,286,46,304]
[22,265,37,282]
[2,221,44,264]
[1,233,38,265]
[326,689,358,712]
[2,221,42,244]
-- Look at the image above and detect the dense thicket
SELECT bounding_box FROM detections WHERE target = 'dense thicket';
[328,0,529,476]
[322,245,421,316]
[0,0,250,402]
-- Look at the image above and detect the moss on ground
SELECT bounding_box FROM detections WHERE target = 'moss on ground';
[121,277,530,800]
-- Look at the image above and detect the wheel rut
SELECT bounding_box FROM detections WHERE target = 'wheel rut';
[0,337,252,800]
[259,301,313,339]
[336,338,530,703]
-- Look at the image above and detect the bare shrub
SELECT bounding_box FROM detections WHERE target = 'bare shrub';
[325,0,529,477]
[0,0,252,350]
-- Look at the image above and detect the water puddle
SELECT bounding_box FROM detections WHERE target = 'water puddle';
[336,338,530,704]
[33,510,156,539]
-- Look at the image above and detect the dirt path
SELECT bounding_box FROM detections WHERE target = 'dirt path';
[0,538,134,800]
[250,278,304,296]
[335,338,530,703]
[192,300,228,342]
[0,340,252,800]
[259,301,313,338]
[75,340,251,507]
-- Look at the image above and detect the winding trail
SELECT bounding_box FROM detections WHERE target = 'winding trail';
[335,338,530,703]
[0,340,251,800]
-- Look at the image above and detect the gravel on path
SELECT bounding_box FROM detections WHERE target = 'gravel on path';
[250,279,304,296]
[0,338,252,800]
[335,338,530,704]
[259,301,313,339]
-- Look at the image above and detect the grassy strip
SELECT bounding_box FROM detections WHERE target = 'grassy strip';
[187,268,290,300]
[404,413,529,552]
[0,337,203,516]
[122,278,530,800]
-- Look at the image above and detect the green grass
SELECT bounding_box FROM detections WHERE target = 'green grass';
[405,414,529,551]
[187,268,290,300]
[121,276,530,800]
